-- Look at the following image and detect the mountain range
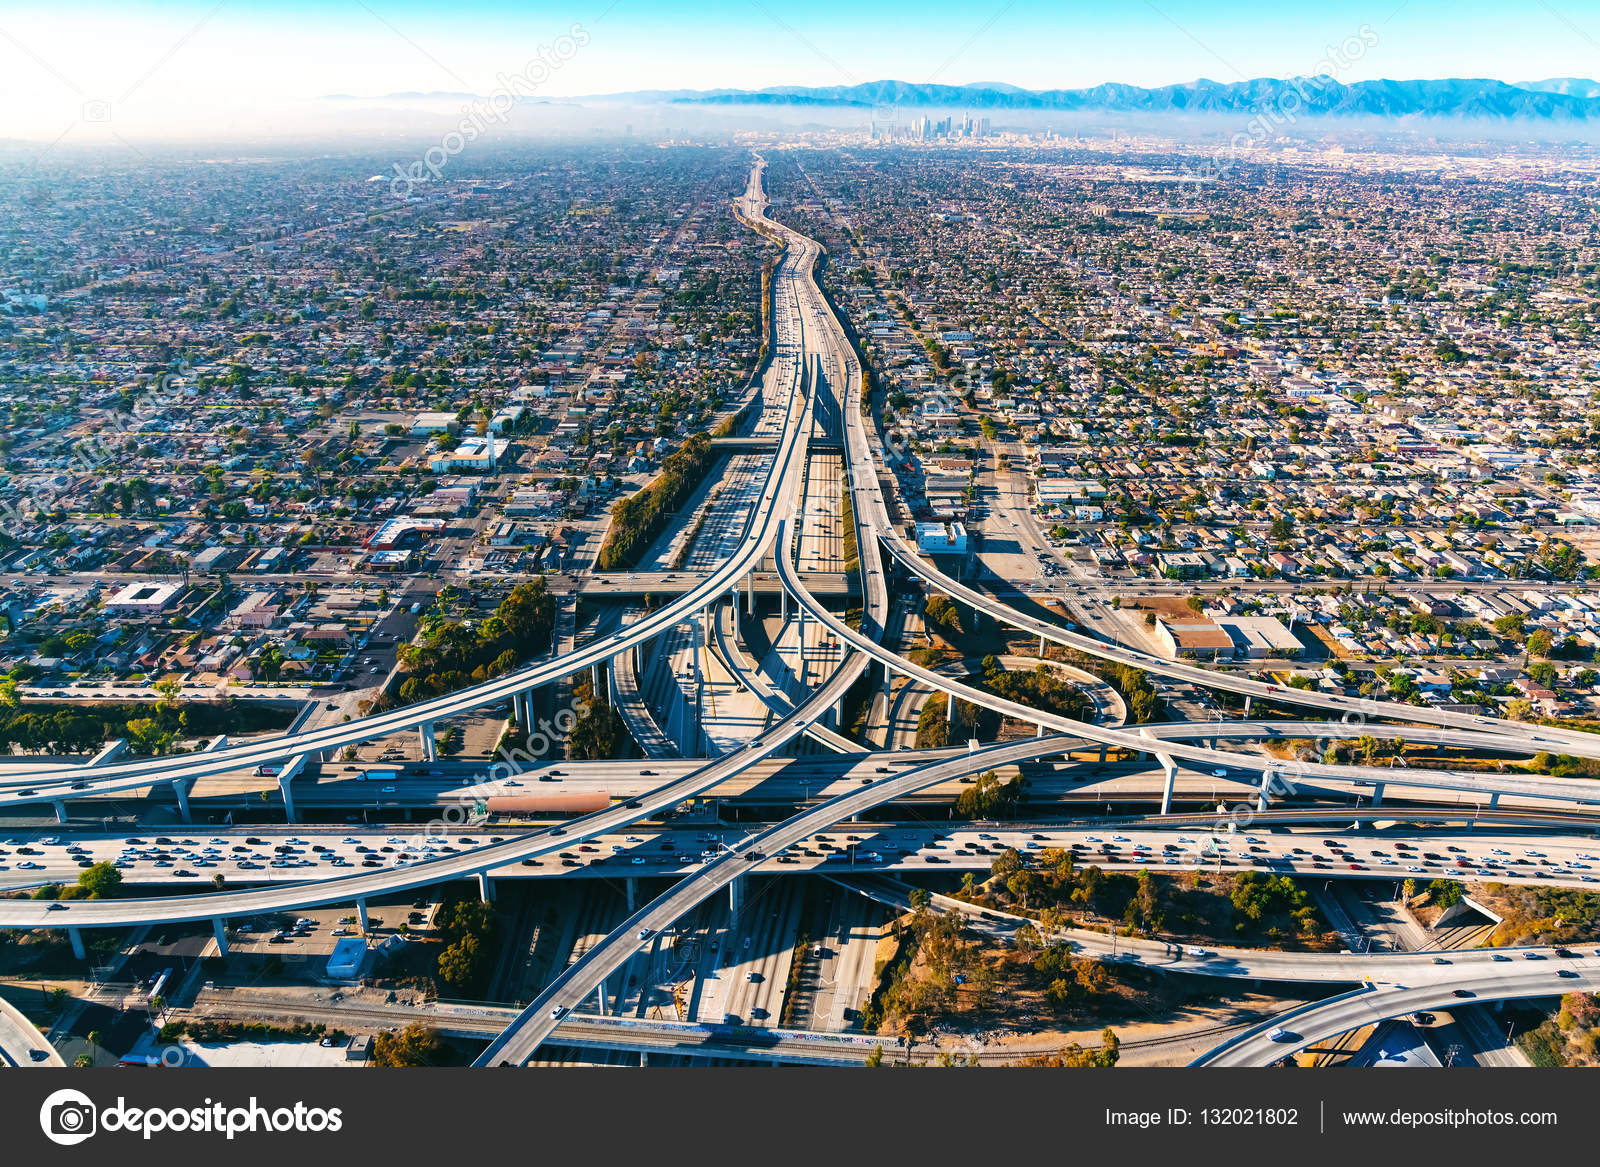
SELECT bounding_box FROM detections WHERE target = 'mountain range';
[599,77,1600,119]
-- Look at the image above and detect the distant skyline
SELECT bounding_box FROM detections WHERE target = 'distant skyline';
[6,0,1600,139]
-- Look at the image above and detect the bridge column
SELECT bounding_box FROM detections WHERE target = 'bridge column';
[279,773,298,823]
[596,978,608,1016]
[1488,792,1501,810]
[356,900,369,933]
[746,571,754,615]
[1257,770,1274,813]
[419,721,438,763]
[729,875,744,916]
[1243,695,1252,714]
[67,927,85,960]
[1038,633,1046,656]
[477,872,494,903]
[1160,755,1177,815]
[1097,744,1107,765]
[591,663,600,694]
[172,779,192,824]
[51,800,67,825]
[1370,783,1385,807]
[606,663,618,709]
[625,877,637,912]
[946,691,954,720]
[212,918,229,956]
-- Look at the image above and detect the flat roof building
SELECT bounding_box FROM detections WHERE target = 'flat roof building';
[105,580,182,615]
[915,521,969,557]
[411,411,460,435]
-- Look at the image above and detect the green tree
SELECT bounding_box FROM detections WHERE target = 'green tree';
[76,862,122,899]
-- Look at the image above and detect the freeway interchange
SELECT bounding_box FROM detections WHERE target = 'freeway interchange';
[9,158,1600,1071]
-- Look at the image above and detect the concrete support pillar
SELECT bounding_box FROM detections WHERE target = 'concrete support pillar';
[591,663,600,694]
[419,721,438,763]
[1488,792,1501,810]
[172,779,192,824]
[1243,695,1252,715]
[1039,633,1046,656]
[625,877,637,913]
[1370,783,1385,807]
[596,979,608,1016]
[356,899,369,933]
[477,871,494,903]
[1036,722,1045,737]
[1160,756,1176,816]
[946,690,954,720]
[1257,770,1273,813]
[51,800,67,825]
[212,918,229,956]
[729,875,744,916]
[1097,744,1107,765]
[67,927,85,960]
[746,571,754,615]
[279,774,298,823]
[781,588,788,622]
[607,662,618,709]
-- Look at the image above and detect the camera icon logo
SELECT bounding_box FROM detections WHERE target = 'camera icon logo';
[40,1088,98,1146]
[81,100,112,123]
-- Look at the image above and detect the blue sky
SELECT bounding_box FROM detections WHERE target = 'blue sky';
[4,0,1600,137]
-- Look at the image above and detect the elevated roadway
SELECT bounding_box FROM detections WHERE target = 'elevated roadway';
[0,993,61,1067]
[1193,969,1600,1066]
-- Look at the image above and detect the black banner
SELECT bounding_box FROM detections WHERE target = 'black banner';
[5,1068,1598,1160]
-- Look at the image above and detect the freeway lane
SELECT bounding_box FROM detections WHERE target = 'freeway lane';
[1192,968,1600,1066]
[10,820,1600,892]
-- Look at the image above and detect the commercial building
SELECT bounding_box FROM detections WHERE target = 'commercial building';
[915,521,969,556]
[1153,615,1236,660]
[410,411,460,436]
[430,435,497,474]
[1215,615,1304,659]
[105,580,182,615]
[324,938,368,980]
